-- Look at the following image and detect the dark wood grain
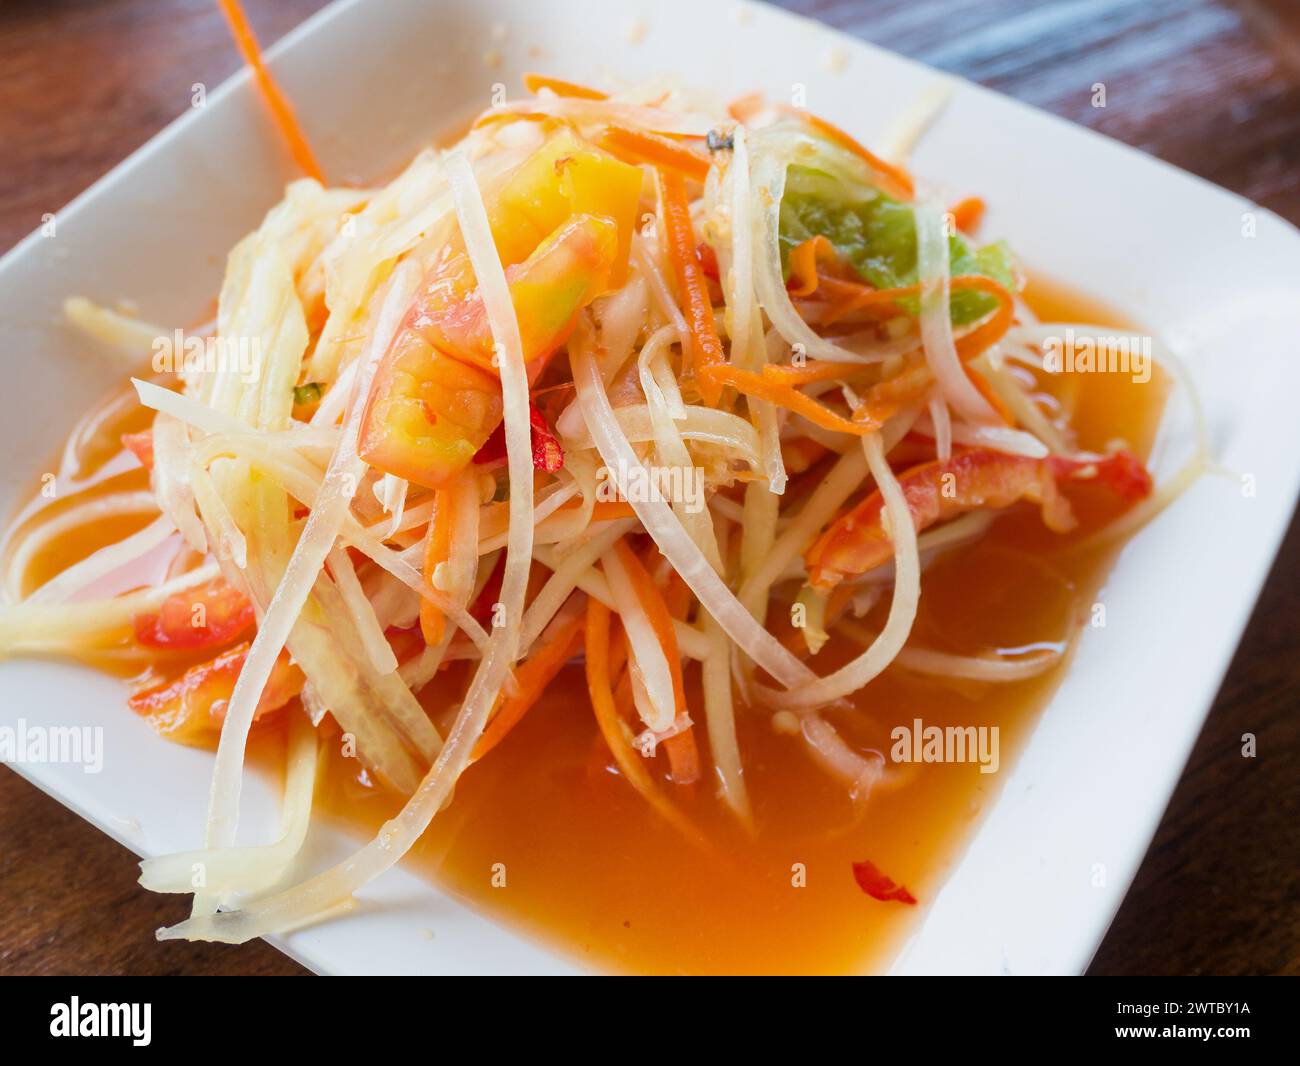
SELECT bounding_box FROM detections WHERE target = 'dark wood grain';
[1,0,1296,976]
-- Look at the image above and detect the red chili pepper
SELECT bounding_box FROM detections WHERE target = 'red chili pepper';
[851,859,917,905]
[473,401,564,473]
[470,553,507,626]
[696,241,720,281]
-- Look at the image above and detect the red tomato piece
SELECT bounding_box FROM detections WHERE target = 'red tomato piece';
[133,578,256,650]
[127,642,302,746]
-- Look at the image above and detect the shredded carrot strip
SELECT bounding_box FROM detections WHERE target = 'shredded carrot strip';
[590,500,636,522]
[724,95,913,198]
[584,599,705,844]
[600,125,711,183]
[613,642,636,714]
[472,610,584,759]
[522,72,608,100]
[846,278,1015,427]
[614,539,685,713]
[950,275,1016,361]
[614,630,700,787]
[786,235,842,297]
[764,359,873,387]
[853,357,934,430]
[808,273,1015,353]
[659,566,692,621]
[657,168,726,405]
[657,568,705,783]
[789,108,915,201]
[480,496,634,545]
[964,365,1014,425]
[613,540,699,785]
[471,108,560,134]
[419,486,456,645]
[661,721,701,784]
[813,277,922,326]
[608,616,630,683]
[216,0,324,183]
[704,364,869,437]
[949,196,986,233]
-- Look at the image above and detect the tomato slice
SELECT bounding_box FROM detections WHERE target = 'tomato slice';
[485,129,643,279]
[128,641,302,746]
[415,213,621,378]
[133,577,255,650]
[358,328,505,489]
[360,214,619,489]
[357,132,641,491]
[805,447,1151,589]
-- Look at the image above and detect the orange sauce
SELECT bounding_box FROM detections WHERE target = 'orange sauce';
[317,277,1167,974]
[5,276,1168,974]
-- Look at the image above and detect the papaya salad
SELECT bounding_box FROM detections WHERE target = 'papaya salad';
[0,63,1209,958]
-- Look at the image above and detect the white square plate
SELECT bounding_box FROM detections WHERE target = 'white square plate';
[2,0,1298,975]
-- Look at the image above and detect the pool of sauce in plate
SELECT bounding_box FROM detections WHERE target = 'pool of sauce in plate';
[10,277,1167,974]
[316,276,1167,975]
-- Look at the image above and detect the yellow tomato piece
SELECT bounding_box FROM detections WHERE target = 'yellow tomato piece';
[418,213,619,376]
[128,642,302,747]
[486,130,643,283]
[359,329,505,489]
[358,132,641,490]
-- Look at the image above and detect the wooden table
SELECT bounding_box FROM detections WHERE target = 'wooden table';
[1,0,1296,976]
